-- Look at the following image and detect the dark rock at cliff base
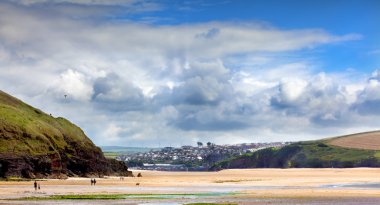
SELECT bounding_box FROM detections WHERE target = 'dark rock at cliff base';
[0,90,129,178]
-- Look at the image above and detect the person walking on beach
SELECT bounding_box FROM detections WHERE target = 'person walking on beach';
[91,179,93,186]
[34,181,37,191]
[93,178,97,186]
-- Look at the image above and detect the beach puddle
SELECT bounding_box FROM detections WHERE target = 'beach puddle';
[123,192,234,199]
[320,182,380,189]
[139,203,180,205]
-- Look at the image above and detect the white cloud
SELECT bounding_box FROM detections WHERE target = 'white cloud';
[102,123,125,143]
[278,78,308,102]
[0,1,377,146]
[54,69,94,101]
[11,0,136,6]
[368,49,380,55]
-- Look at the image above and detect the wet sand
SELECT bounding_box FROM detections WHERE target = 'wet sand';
[0,168,379,204]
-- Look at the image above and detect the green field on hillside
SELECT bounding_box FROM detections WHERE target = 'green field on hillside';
[101,146,161,159]
[213,140,380,169]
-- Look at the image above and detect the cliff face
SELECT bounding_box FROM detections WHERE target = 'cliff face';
[0,90,129,178]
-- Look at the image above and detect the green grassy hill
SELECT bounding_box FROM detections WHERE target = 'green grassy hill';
[212,133,380,170]
[0,90,129,178]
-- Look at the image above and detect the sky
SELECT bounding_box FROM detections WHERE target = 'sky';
[0,0,380,147]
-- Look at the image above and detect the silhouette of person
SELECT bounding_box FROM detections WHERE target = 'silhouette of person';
[34,181,37,190]
[93,179,96,186]
[91,179,93,186]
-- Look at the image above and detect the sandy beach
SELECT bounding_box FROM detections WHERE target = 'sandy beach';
[0,168,379,204]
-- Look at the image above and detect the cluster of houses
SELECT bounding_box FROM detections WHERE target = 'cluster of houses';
[117,142,291,171]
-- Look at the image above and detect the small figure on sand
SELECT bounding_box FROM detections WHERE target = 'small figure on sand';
[91,178,96,186]
[38,183,40,190]
[34,181,37,190]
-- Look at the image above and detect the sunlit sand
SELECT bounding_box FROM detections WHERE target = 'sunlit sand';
[0,168,379,204]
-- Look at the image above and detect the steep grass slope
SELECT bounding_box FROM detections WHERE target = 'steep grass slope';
[0,90,129,178]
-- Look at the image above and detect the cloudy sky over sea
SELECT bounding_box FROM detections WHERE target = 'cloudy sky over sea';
[0,0,379,146]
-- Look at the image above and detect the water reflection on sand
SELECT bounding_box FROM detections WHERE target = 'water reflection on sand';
[320,182,380,189]
[2,197,380,205]
[1,169,380,204]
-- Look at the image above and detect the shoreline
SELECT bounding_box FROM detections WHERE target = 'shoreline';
[0,168,379,204]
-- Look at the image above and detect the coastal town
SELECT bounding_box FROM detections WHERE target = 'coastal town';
[117,142,291,171]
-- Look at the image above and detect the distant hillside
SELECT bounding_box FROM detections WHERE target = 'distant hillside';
[212,131,380,170]
[328,131,380,150]
[101,146,161,159]
[0,90,129,178]
[101,146,160,154]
